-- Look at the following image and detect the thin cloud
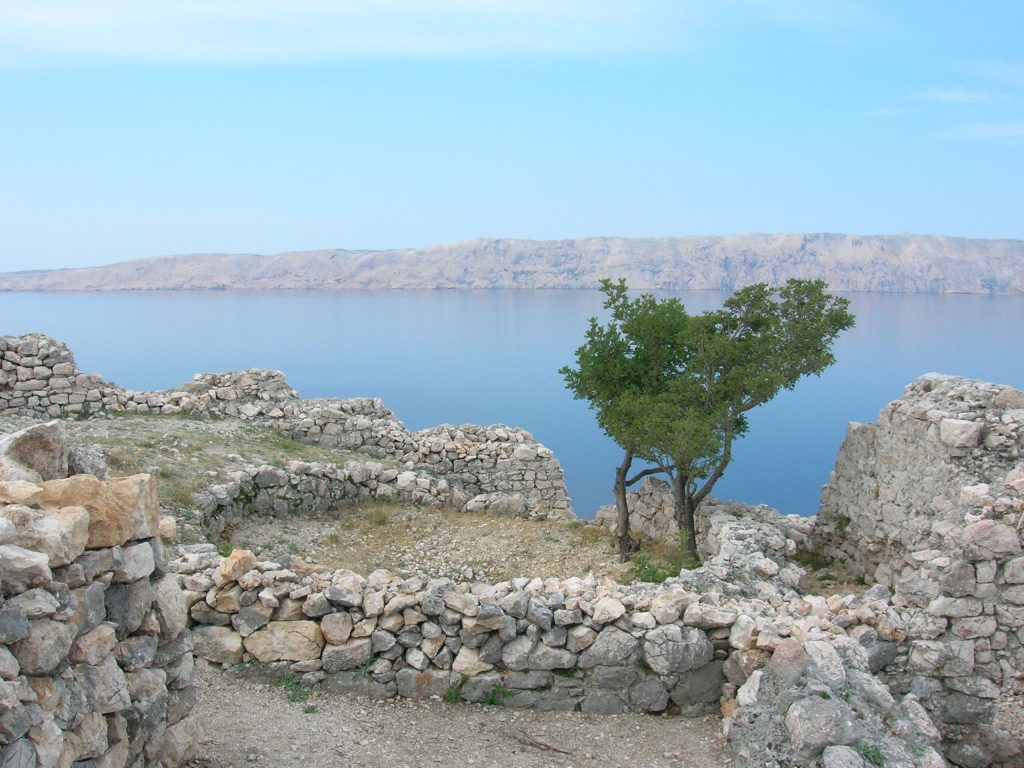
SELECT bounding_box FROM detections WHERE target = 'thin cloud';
[947,120,1024,140]
[0,1,700,64]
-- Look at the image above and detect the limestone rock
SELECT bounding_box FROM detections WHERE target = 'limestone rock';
[959,520,1021,561]
[643,625,712,675]
[321,638,372,672]
[39,473,159,548]
[0,421,68,483]
[0,481,44,508]
[243,621,324,662]
[12,619,76,675]
[191,626,243,665]
[217,549,257,583]
[0,504,89,567]
[0,545,51,594]
[784,697,859,762]
[579,627,638,669]
[590,597,626,625]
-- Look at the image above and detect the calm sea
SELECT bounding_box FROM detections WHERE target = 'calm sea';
[2,290,1021,518]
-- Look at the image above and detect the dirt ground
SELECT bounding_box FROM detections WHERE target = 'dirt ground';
[188,664,733,768]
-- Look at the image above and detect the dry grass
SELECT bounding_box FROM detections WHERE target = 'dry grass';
[224,503,632,583]
[66,413,383,513]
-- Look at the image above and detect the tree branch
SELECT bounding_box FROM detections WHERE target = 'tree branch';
[693,426,735,508]
[624,466,667,486]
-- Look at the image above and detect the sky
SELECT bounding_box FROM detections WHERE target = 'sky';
[1,1,1022,272]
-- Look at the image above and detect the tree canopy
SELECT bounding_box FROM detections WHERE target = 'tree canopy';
[561,278,855,562]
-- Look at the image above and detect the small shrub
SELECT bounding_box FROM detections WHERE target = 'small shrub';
[483,683,513,706]
[792,551,833,572]
[630,555,677,584]
[836,515,851,533]
[368,508,389,527]
[855,743,885,767]
[216,541,233,558]
[278,674,309,704]
[443,676,467,703]
[630,531,699,583]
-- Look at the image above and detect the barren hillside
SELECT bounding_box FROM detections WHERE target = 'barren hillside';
[2,233,1021,293]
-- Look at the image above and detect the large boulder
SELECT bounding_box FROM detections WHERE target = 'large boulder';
[0,422,68,483]
[39,474,159,548]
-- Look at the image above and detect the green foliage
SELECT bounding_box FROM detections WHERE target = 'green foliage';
[444,676,467,703]
[561,278,854,558]
[278,674,309,704]
[837,515,851,533]
[792,551,833,572]
[483,683,513,706]
[630,532,700,582]
[216,541,233,557]
[630,556,677,584]
[855,743,886,767]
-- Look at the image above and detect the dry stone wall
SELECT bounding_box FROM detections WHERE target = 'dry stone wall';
[0,334,571,520]
[198,460,454,539]
[166,495,950,767]
[810,374,1024,767]
[0,460,198,765]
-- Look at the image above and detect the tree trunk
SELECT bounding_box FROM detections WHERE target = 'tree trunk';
[672,473,700,563]
[614,449,639,561]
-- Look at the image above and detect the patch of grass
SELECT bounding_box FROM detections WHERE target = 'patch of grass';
[630,531,700,583]
[855,743,885,767]
[443,675,467,703]
[368,508,389,527]
[578,524,611,546]
[216,541,234,557]
[630,556,679,584]
[792,551,833,572]
[303,704,318,714]
[836,515,851,533]
[483,683,513,706]
[278,673,310,704]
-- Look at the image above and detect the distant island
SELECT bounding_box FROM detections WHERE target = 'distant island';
[2,233,1021,294]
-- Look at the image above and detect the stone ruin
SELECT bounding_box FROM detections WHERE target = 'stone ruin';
[0,333,571,522]
[2,333,1024,767]
[0,422,199,767]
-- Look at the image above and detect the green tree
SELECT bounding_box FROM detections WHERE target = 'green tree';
[561,278,854,563]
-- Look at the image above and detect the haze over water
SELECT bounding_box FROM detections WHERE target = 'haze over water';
[3,289,1021,519]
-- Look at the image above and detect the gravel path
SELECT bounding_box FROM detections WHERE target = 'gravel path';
[189,665,733,768]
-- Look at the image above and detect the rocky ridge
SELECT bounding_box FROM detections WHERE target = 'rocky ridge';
[1,233,1021,294]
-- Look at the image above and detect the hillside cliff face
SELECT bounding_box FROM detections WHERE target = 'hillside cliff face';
[2,233,1021,293]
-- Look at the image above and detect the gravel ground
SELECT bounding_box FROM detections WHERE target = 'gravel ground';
[188,665,732,768]
[225,505,632,583]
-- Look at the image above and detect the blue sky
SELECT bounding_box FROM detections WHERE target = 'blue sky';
[1,1,1022,271]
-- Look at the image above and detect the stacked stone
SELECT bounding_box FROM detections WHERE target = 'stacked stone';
[876,518,1023,768]
[728,636,948,768]
[409,425,572,520]
[814,374,1023,585]
[597,479,815,565]
[197,460,454,538]
[0,334,576,521]
[174,545,739,716]
[804,374,1024,766]
[122,369,299,419]
[274,398,416,457]
[0,334,119,418]
[0,471,198,767]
